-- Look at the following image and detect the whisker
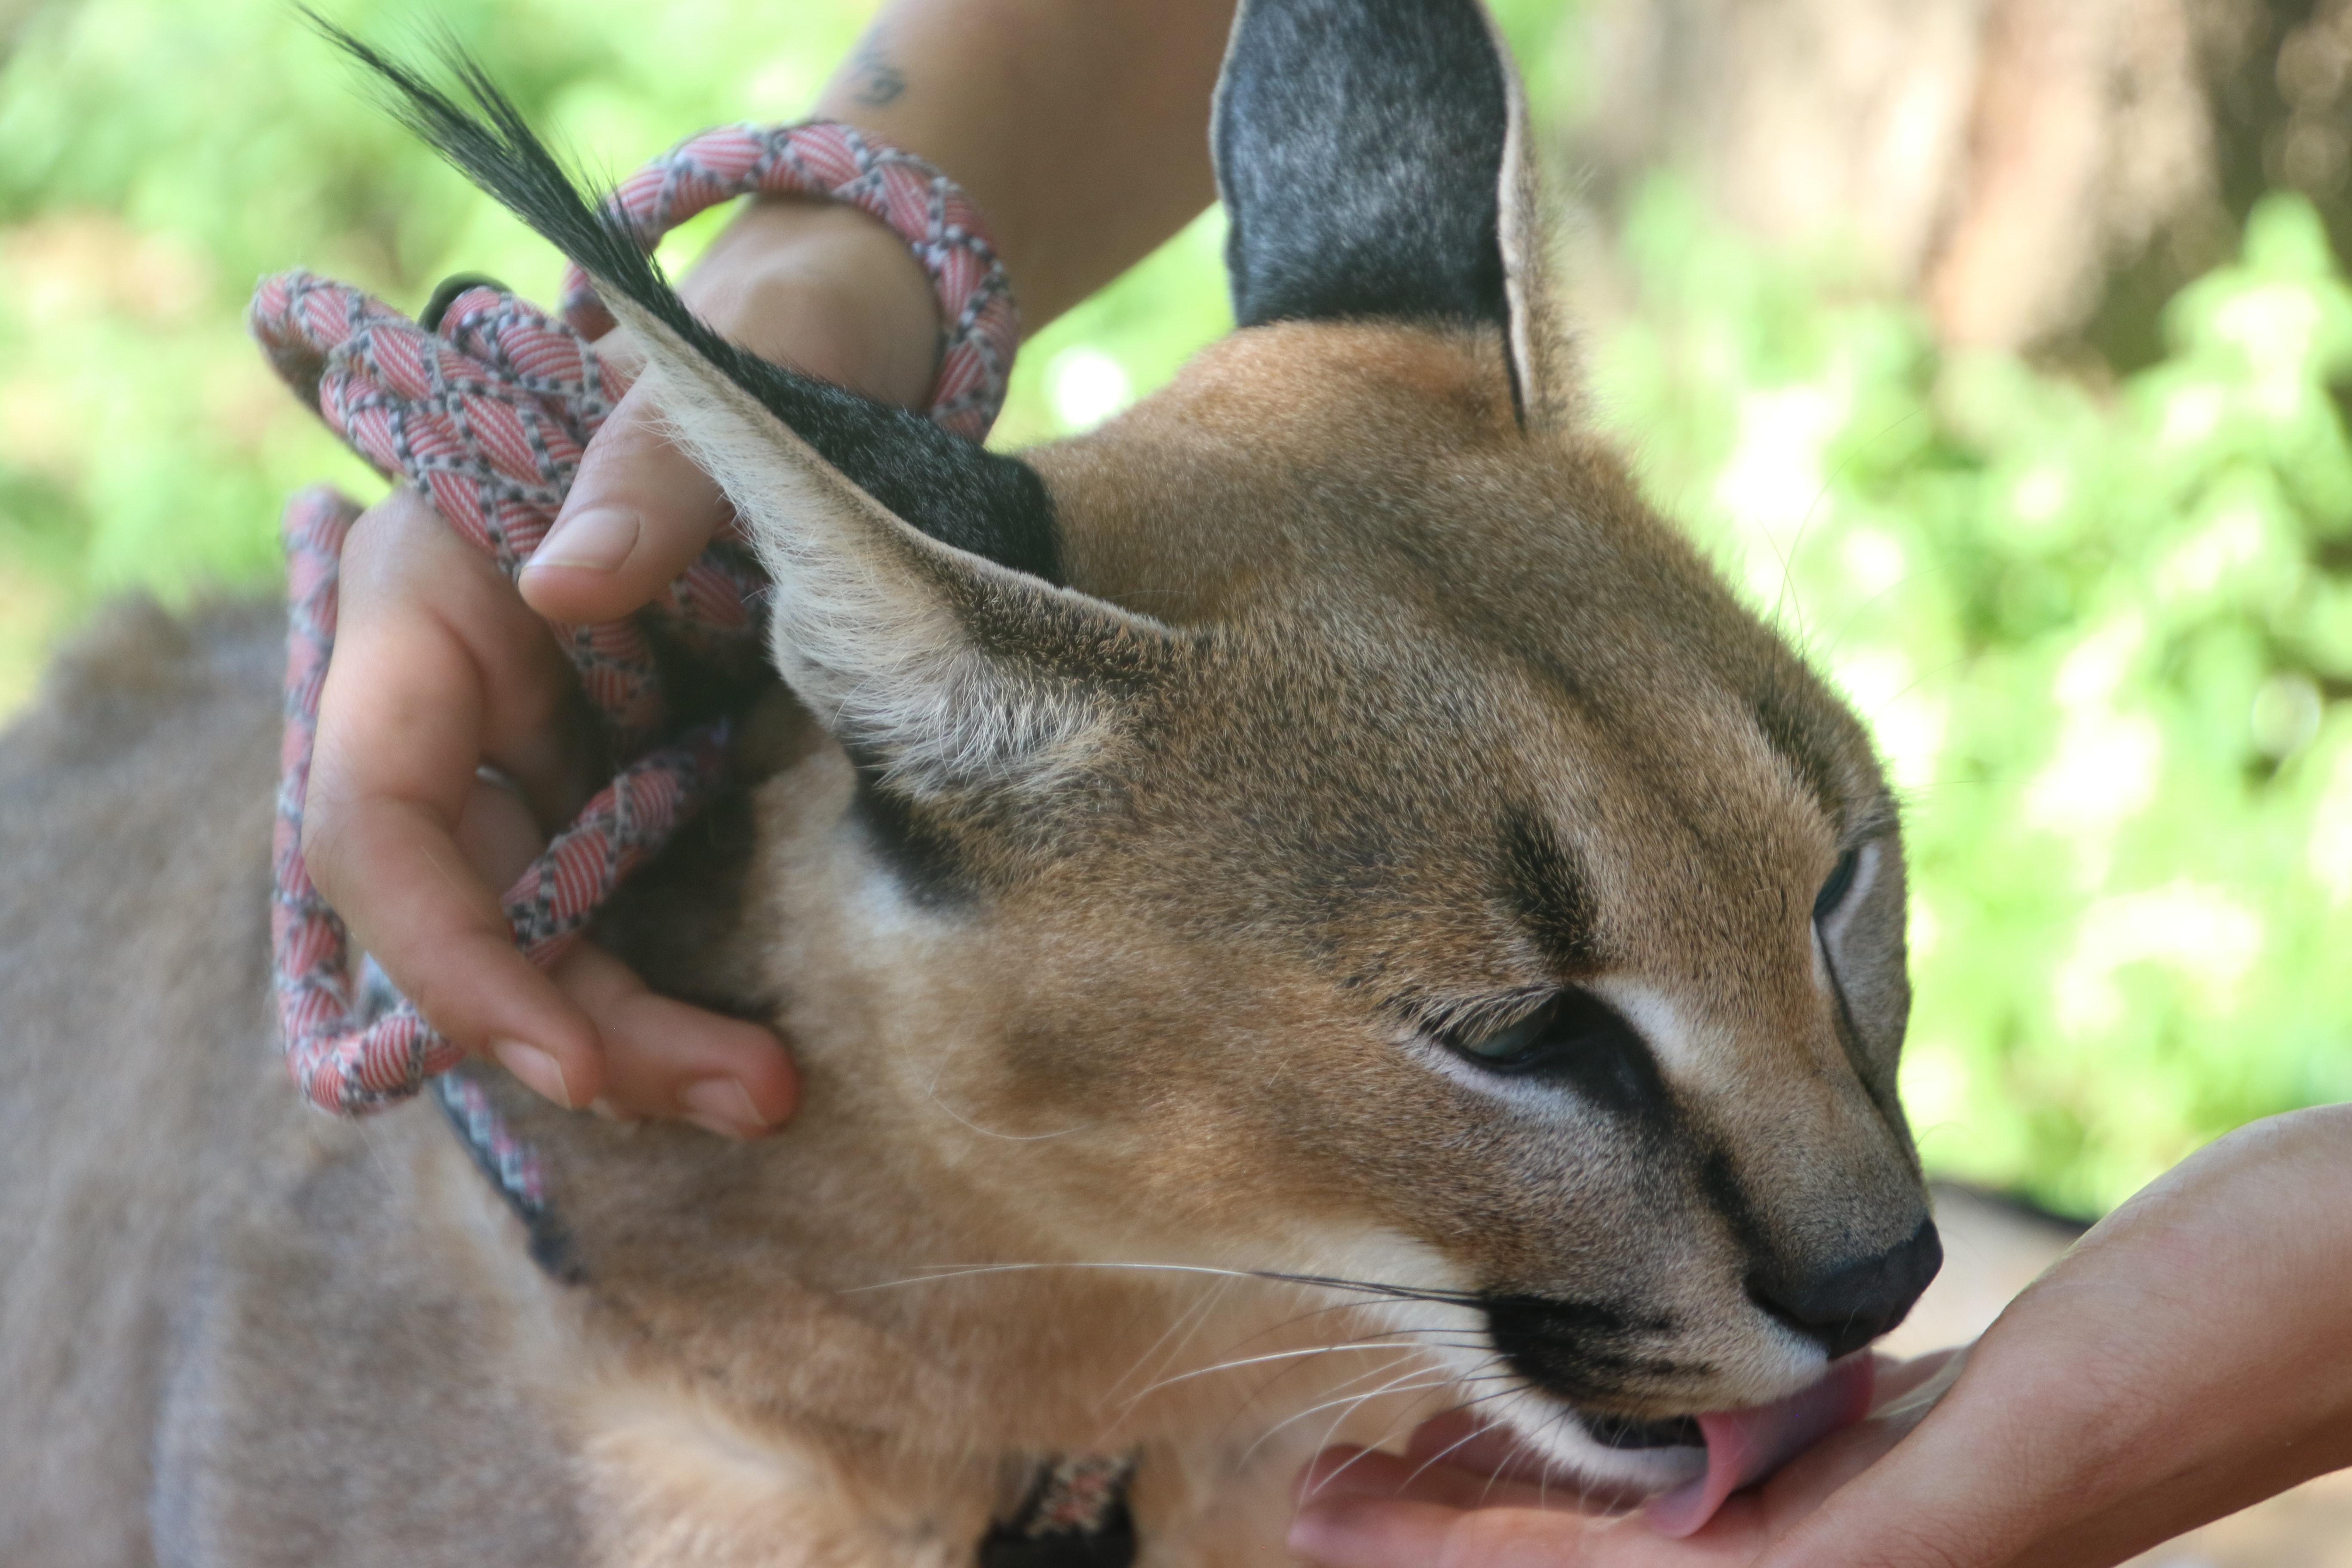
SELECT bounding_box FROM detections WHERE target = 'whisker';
[1192,1296,1489,1364]
[1221,1348,1431,1456]
[1220,1329,1468,1438]
[1255,1271,1488,1308]
[841,1261,1277,1294]
[1380,1382,1583,1512]
[1398,1413,1496,1485]
[1121,1338,1442,1406]
[1166,1323,1495,1392]
[832,1259,1521,1477]
[847,1261,1491,1308]
[1307,1360,1459,1467]
[1251,1376,1441,1459]
[1104,1268,1237,1405]
[1240,1369,1457,1468]
[1293,1386,1499,1515]
[1337,1369,1525,1488]
[917,1077,1093,1142]
[1303,1395,1471,1498]
[1220,1344,1427,1440]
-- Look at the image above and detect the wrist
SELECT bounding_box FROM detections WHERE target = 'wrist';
[680,195,940,411]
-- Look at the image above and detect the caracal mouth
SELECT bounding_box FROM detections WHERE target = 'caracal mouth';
[1434,1355,1876,1537]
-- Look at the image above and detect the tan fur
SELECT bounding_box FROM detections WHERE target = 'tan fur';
[0,174,1925,1568]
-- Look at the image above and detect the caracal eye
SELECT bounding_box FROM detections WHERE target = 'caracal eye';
[1454,1002,1556,1066]
[1813,846,1861,923]
[1445,991,1632,1078]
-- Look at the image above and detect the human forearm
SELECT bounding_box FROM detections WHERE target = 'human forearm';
[1754,1105,2352,1568]
[813,0,1233,326]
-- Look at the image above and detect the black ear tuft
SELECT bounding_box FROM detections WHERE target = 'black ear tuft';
[1213,0,1512,336]
[312,18,1061,584]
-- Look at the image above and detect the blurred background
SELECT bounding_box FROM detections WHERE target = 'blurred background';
[3,0,2349,1219]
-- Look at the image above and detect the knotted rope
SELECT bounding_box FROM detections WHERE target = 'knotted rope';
[254,119,1017,1117]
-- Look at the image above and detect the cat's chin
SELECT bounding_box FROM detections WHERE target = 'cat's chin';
[1424,1355,1878,1537]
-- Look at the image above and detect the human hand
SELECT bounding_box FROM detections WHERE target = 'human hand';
[1287,1352,1957,1568]
[1290,1104,2352,1568]
[1745,1104,2352,1567]
[301,196,938,1129]
[515,197,940,621]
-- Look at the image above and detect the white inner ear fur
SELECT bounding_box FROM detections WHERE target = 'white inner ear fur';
[1482,3,1577,434]
[597,292,1165,798]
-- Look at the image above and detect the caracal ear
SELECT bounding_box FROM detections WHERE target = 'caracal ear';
[340,36,1181,798]
[1213,0,1572,430]
[606,304,1178,797]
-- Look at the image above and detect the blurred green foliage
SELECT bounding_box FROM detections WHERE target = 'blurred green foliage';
[0,0,2343,1215]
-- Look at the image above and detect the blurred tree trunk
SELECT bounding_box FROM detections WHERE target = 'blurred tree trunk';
[1565,0,2352,370]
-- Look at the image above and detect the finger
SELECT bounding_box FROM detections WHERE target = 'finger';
[338,490,598,822]
[1299,1447,1567,1515]
[304,491,604,1107]
[1293,1494,1704,1568]
[548,940,798,1136]
[310,793,597,1108]
[1294,1488,1776,1568]
[1290,1495,1488,1568]
[1868,1348,1964,1409]
[1751,1409,1917,1537]
[453,769,549,891]
[1404,1418,1648,1503]
[1297,1432,1804,1568]
[521,197,943,625]
[1302,1448,1490,1509]
[518,377,729,625]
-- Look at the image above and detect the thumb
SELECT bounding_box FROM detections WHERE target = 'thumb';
[519,377,732,625]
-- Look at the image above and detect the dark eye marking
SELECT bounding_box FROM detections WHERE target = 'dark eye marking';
[1441,990,1666,1119]
[1500,810,1601,974]
[1814,846,1861,922]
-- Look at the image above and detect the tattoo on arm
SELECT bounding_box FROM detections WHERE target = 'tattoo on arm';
[848,29,907,108]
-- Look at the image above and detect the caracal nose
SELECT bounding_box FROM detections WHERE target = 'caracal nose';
[1748,1215,1943,1360]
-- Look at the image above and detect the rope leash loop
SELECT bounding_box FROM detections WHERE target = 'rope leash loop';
[560,119,1016,441]
[254,119,1018,1117]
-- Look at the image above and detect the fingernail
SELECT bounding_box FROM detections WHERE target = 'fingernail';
[493,1039,573,1109]
[680,1077,768,1137]
[529,507,640,573]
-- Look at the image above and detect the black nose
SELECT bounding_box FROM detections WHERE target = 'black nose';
[1749,1216,1942,1360]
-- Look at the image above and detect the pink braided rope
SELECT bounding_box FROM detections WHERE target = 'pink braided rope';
[252,120,1017,1117]
[563,119,1015,443]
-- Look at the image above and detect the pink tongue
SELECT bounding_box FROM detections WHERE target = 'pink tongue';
[1641,1355,1875,1538]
